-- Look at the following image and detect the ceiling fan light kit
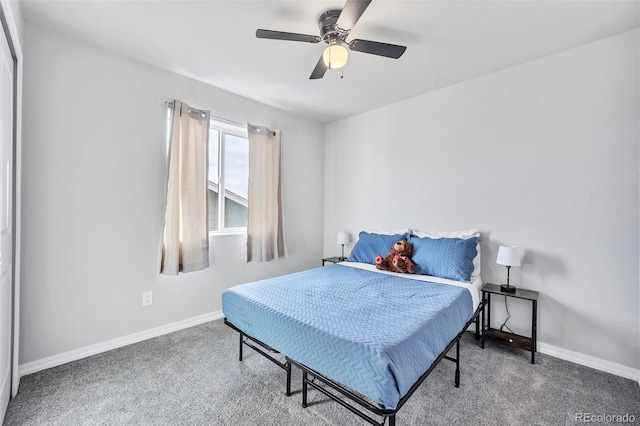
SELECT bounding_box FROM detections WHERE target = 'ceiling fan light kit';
[323,44,348,69]
[255,0,406,79]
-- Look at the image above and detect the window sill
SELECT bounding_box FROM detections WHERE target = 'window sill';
[209,231,246,237]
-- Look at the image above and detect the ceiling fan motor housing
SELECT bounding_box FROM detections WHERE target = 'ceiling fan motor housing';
[319,10,348,45]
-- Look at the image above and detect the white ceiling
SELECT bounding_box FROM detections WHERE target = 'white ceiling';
[20,0,640,123]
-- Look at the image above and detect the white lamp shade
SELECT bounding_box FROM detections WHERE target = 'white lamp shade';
[323,44,348,69]
[336,232,351,245]
[496,246,521,267]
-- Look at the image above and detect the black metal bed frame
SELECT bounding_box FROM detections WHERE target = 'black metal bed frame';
[224,301,483,426]
[224,320,294,396]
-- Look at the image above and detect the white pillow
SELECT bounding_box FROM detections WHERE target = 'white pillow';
[411,229,481,281]
[363,228,411,236]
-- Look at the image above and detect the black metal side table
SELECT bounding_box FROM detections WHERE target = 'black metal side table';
[321,257,344,266]
[481,283,539,364]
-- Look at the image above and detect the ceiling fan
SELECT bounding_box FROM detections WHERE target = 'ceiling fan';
[256,0,407,79]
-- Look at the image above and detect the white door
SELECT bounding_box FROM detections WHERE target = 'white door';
[0,24,14,422]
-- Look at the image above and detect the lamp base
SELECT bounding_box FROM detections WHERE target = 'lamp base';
[500,284,516,293]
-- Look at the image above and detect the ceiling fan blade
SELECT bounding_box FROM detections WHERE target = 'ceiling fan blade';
[309,55,328,80]
[348,39,407,59]
[256,29,321,43]
[336,0,372,31]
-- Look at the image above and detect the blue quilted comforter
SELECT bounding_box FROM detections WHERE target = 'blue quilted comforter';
[222,264,473,409]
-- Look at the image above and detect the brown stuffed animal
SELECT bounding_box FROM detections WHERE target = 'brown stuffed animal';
[375,240,415,274]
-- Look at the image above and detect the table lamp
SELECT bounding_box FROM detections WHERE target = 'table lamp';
[496,245,521,293]
[337,232,351,261]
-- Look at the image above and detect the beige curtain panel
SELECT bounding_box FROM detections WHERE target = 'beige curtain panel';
[161,100,210,275]
[247,124,288,262]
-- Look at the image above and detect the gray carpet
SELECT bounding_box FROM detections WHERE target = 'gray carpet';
[4,319,639,425]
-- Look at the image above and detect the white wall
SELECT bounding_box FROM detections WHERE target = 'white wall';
[324,30,639,370]
[20,23,324,365]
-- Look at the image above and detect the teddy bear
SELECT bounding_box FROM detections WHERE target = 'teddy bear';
[375,239,415,274]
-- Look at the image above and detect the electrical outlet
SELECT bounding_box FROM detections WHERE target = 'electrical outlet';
[142,291,153,307]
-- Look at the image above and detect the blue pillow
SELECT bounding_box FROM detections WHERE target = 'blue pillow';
[409,236,478,281]
[348,231,411,265]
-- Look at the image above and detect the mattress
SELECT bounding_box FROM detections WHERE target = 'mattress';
[222,262,475,410]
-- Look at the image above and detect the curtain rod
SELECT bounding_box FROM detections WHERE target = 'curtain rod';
[248,125,276,137]
[165,101,245,128]
[166,101,275,136]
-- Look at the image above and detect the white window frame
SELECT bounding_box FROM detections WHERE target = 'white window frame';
[209,118,248,235]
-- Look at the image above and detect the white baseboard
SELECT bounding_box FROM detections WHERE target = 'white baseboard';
[18,310,224,378]
[538,342,640,384]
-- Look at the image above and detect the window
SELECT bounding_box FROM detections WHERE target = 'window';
[208,119,249,233]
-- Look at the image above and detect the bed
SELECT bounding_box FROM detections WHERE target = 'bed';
[222,230,483,425]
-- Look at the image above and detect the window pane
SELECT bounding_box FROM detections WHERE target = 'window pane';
[225,197,248,228]
[208,189,218,232]
[208,129,220,231]
[224,135,248,199]
[208,129,219,185]
[224,134,248,228]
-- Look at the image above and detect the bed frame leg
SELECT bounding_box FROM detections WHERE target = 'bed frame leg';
[455,338,460,388]
[388,414,396,426]
[286,361,292,396]
[238,332,244,361]
[302,371,308,408]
